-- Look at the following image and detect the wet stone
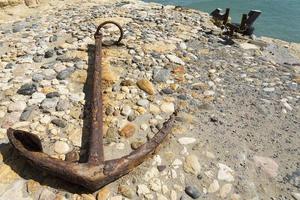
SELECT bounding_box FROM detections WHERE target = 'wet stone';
[17,83,37,95]
[185,185,201,199]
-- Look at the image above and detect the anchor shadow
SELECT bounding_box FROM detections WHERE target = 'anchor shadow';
[0,44,99,194]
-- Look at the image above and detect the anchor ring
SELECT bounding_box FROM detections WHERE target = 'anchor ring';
[95,21,123,46]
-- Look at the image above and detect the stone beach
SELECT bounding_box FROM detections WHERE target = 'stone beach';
[0,0,300,199]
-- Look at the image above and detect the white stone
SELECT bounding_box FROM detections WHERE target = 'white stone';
[144,167,159,181]
[263,87,275,92]
[157,193,168,200]
[149,104,160,114]
[203,90,215,96]
[178,137,196,145]
[217,163,234,182]
[220,183,232,198]
[282,101,293,111]
[54,141,71,154]
[172,159,183,168]
[149,178,161,192]
[183,154,201,175]
[40,115,51,124]
[141,123,148,131]
[137,184,150,196]
[28,92,46,105]
[152,155,162,165]
[160,102,175,113]
[170,190,177,200]
[166,55,185,65]
[208,179,220,193]
[121,105,132,116]
[8,101,26,112]
[240,43,259,50]
[180,42,187,50]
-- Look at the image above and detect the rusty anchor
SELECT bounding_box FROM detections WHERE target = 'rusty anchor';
[7,21,176,191]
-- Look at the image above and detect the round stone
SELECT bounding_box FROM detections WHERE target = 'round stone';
[54,141,70,154]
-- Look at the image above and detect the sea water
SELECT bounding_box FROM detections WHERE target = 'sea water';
[144,0,300,43]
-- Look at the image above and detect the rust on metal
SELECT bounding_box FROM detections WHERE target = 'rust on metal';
[211,8,261,36]
[7,21,176,191]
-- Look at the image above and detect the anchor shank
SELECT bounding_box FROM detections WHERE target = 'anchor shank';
[88,33,104,165]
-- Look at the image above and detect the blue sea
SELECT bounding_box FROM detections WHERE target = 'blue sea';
[144,0,300,43]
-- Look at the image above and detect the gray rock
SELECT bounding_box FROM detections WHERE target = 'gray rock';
[56,67,75,80]
[46,92,60,98]
[185,186,201,199]
[49,35,58,42]
[161,88,173,94]
[51,118,67,128]
[17,83,37,95]
[33,55,43,63]
[286,169,300,188]
[20,106,35,121]
[5,63,14,69]
[41,98,58,110]
[56,99,69,111]
[44,49,55,58]
[153,69,170,82]
[32,73,45,82]
[137,99,149,107]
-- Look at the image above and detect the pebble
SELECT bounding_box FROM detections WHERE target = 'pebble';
[56,99,69,111]
[183,154,201,175]
[119,123,135,138]
[29,92,46,105]
[44,49,55,58]
[253,156,279,178]
[20,106,35,121]
[178,137,196,145]
[97,187,110,200]
[8,101,26,112]
[46,92,60,98]
[160,102,175,113]
[17,83,37,95]
[137,184,150,196]
[54,141,71,154]
[51,118,67,128]
[263,87,275,92]
[149,178,161,191]
[121,105,132,116]
[57,68,75,80]
[153,69,170,82]
[220,183,232,198]
[41,98,59,110]
[166,54,185,65]
[118,185,134,198]
[137,99,149,107]
[208,179,220,193]
[185,185,201,199]
[217,163,234,182]
[137,79,155,95]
